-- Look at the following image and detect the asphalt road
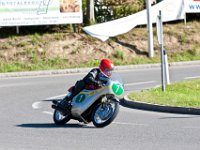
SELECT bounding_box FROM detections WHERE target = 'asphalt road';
[0,64,200,150]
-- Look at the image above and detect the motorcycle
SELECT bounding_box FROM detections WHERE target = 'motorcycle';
[51,72,124,128]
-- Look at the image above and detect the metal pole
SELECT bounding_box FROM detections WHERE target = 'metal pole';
[16,26,19,34]
[184,13,187,25]
[158,10,166,92]
[145,0,154,58]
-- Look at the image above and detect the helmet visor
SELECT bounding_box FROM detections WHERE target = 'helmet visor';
[103,68,113,77]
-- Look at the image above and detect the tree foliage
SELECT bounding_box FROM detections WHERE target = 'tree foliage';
[83,0,200,24]
[83,0,145,23]
[94,0,145,22]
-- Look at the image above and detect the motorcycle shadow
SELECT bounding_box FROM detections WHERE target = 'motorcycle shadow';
[17,123,95,129]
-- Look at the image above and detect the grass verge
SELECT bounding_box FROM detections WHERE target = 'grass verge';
[128,79,200,108]
[0,21,200,73]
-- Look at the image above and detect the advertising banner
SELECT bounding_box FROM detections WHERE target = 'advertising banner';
[184,0,200,13]
[0,0,82,26]
[83,0,184,41]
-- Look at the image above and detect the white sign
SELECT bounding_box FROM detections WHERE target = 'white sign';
[83,0,184,41]
[0,0,82,26]
[184,0,200,13]
[156,15,162,45]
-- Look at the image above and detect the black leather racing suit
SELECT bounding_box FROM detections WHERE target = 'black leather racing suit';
[67,68,103,100]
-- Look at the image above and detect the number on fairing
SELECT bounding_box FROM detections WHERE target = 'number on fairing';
[112,83,124,96]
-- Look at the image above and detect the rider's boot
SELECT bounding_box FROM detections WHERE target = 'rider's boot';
[62,96,72,109]
[52,100,59,105]
[52,96,72,108]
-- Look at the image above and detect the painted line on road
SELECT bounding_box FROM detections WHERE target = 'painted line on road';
[32,101,42,109]
[42,111,53,115]
[31,94,66,110]
[184,76,200,80]
[37,110,150,127]
[33,95,150,128]
[36,109,149,127]
[32,80,156,110]
[113,121,148,127]
[124,80,156,87]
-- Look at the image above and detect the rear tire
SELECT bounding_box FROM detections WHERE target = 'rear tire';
[53,99,71,125]
[53,109,71,125]
[92,98,119,128]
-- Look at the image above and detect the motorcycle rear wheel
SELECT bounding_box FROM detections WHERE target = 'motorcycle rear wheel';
[53,99,71,125]
[53,109,71,125]
[92,98,119,128]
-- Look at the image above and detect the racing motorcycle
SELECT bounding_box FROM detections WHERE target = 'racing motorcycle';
[51,72,124,128]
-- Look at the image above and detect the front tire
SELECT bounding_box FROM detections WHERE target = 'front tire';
[92,98,119,128]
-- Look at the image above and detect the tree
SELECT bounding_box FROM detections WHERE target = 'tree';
[86,0,95,24]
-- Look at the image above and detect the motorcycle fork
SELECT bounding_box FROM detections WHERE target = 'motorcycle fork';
[101,96,110,108]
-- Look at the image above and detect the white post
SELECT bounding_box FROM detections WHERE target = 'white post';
[184,13,187,25]
[183,0,187,25]
[145,0,154,58]
[164,50,170,85]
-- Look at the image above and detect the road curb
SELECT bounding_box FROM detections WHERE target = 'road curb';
[122,95,200,115]
[0,68,92,78]
[0,60,200,78]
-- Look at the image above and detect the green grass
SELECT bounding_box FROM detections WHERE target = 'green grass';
[128,79,200,108]
[0,58,103,72]
[0,50,199,73]
[0,21,200,73]
[0,58,68,72]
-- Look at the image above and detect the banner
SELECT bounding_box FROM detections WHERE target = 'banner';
[0,0,82,26]
[83,0,184,41]
[184,0,200,13]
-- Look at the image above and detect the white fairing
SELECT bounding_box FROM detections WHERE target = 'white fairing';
[71,88,110,117]
[71,72,124,117]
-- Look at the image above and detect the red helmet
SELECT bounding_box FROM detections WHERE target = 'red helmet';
[99,58,114,77]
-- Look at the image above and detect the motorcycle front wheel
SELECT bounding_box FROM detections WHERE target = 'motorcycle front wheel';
[92,98,119,128]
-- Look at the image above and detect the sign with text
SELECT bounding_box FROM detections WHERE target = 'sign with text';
[0,0,82,26]
[184,0,200,13]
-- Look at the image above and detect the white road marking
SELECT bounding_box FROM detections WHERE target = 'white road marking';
[42,111,53,115]
[124,80,156,86]
[33,98,149,127]
[32,101,42,109]
[184,76,200,80]
[38,110,148,127]
[32,80,156,127]
[113,121,148,127]
[32,80,156,110]
[31,94,65,110]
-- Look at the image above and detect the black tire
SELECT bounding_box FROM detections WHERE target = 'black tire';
[53,109,71,125]
[53,99,71,125]
[92,99,119,128]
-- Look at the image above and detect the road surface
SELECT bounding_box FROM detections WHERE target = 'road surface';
[0,64,200,150]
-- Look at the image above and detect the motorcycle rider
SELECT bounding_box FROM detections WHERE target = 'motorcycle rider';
[61,58,114,106]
